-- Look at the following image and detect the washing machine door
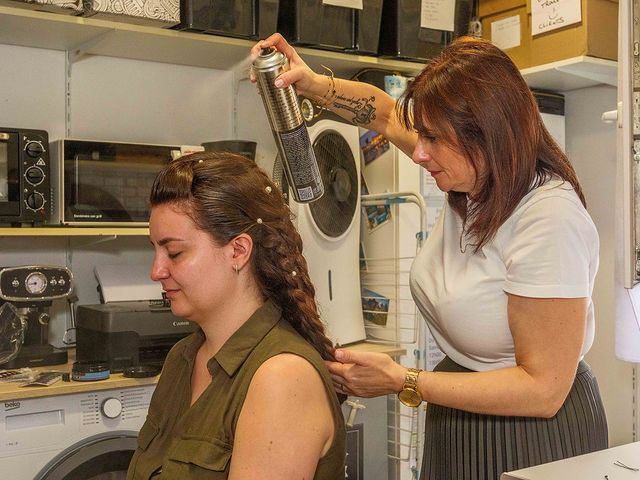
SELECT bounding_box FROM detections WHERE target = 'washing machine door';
[35,431,137,480]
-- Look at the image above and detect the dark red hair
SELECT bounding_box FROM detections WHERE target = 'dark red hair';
[399,36,585,252]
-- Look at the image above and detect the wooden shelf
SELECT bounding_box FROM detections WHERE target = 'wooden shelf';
[0,5,424,77]
[0,227,149,236]
[343,341,406,357]
[0,6,617,88]
[0,351,157,401]
[0,342,403,401]
[521,56,617,92]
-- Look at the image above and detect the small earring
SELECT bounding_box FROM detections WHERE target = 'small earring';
[233,264,240,274]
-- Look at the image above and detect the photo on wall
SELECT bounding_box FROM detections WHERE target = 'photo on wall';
[359,129,390,165]
[361,174,391,232]
[361,288,390,327]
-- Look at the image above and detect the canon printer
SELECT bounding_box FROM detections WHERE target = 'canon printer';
[75,265,197,372]
[76,300,196,372]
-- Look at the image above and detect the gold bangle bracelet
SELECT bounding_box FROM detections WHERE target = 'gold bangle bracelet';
[319,64,337,108]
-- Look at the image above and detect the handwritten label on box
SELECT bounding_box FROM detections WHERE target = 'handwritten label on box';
[531,0,582,36]
[420,0,455,31]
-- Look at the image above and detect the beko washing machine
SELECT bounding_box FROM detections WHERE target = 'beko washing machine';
[0,385,154,479]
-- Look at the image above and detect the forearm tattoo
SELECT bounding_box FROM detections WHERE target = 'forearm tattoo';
[333,94,377,125]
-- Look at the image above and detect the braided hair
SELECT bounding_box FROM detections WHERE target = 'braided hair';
[149,151,336,361]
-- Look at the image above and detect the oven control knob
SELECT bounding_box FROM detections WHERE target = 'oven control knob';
[25,167,45,186]
[25,192,45,211]
[25,141,45,158]
[101,398,123,419]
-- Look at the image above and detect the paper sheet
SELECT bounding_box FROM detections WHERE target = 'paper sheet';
[322,0,363,9]
[491,15,521,51]
[531,0,582,36]
[421,0,455,31]
[94,264,163,303]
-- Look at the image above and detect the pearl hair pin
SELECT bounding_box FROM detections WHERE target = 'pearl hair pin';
[257,218,263,224]
[265,186,272,193]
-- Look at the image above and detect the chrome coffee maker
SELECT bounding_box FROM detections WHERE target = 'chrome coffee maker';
[0,265,73,368]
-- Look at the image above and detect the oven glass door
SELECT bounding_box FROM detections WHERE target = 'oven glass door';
[64,140,177,224]
[0,131,21,216]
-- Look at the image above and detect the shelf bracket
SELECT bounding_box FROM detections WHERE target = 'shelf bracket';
[69,234,119,249]
[66,29,115,71]
[64,29,114,137]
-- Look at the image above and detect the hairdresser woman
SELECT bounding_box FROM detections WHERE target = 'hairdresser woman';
[251,34,608,479]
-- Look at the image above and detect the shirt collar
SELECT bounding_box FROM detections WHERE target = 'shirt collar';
[208,299,282,377]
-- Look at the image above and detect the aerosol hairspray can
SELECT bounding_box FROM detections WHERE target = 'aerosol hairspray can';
[253,47,324,203]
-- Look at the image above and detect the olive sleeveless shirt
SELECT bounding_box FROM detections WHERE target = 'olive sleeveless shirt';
[126,300,345,479]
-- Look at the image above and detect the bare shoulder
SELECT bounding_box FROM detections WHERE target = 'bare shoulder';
[231,353,336,478]
[249,353,326,398]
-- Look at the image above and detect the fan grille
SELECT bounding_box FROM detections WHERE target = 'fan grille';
[309,130,358,238]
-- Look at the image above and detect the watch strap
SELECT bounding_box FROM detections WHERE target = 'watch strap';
[403,367,421,390]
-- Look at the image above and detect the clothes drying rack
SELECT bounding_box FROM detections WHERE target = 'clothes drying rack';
[360,191,428,479]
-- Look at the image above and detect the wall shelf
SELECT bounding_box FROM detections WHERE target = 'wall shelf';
[0,5,424,77]
[0,227,149,236]
[0,7,617,88]
[521,55,617,92]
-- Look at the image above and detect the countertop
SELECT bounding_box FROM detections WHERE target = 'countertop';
[0,341,405,402]
[501,441,640,479]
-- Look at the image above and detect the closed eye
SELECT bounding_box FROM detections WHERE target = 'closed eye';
[168,252,182,259]
[415,128,437,142]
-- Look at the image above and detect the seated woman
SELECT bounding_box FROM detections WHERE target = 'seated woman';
[127,152,345,479]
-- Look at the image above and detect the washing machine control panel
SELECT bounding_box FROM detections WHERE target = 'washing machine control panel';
[101,397,123,419]
[0,385,154,457]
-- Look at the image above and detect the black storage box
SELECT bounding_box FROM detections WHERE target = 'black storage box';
[378,0,474,62]
[278,0,383,55]
[176,0,278,40]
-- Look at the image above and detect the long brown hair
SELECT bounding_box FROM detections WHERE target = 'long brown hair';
[149,151,336,361]
[399,36,585,252]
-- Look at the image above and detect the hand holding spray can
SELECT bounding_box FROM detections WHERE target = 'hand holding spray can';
[252,47,324,203]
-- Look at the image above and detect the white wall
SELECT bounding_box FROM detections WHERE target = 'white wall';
[0,43,234,347]
[69,55,233,145]
[565,84,635,446]
[0,44,66,138]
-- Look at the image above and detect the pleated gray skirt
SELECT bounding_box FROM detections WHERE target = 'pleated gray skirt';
[420,357,608,480]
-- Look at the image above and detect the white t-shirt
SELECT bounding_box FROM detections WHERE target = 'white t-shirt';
[410,178,599,372]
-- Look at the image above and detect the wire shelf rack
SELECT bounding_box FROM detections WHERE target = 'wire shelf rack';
[360,191,428,479]
[360,191,426,346]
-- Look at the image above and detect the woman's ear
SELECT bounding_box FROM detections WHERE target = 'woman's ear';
[230,233,254,271]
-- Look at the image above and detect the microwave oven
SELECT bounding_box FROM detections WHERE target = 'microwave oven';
[0,127,51,226]
[49,139,199,226]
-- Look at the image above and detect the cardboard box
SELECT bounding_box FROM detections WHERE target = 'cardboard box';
[481,5,532,69]
[82,0,179,26]
[527,0,618,66]
[479,0,525,17]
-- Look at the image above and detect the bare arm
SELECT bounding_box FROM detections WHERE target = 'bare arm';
[229,353,335,479]
[251,33,417,157]
[328,295,587,418]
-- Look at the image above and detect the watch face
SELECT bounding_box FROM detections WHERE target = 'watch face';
[398,388,422,408]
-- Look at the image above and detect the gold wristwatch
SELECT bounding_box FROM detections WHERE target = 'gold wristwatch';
[397,368,423,407]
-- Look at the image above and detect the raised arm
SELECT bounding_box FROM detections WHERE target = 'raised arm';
[251,33,418,157]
